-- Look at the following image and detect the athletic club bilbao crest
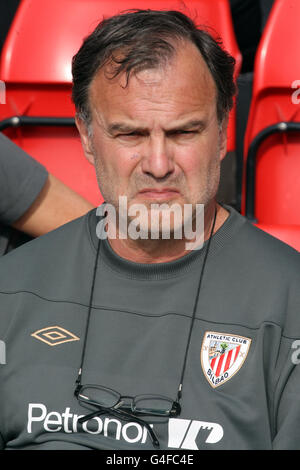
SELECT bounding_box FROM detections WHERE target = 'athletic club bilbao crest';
[201,331,251,388]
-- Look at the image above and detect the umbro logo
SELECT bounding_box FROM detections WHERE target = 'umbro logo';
[31,326,80,346]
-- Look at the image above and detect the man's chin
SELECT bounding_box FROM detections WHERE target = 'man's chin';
[106,197,204,241]
[124,213,186,242]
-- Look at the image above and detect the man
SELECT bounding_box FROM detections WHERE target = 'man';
[0,10,299,450]
[0,132,94,255]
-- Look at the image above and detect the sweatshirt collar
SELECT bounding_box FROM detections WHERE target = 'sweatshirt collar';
[88,203,245,280]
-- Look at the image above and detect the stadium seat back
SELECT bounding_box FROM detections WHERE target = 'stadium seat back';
[243,0,300,224]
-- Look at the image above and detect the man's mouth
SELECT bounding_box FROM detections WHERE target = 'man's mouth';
[137,188,180,200]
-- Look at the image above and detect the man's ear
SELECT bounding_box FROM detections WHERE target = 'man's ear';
[219,116,229,162]
[75,114,95,166]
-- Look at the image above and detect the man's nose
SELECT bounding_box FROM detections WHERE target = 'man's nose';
[141,135,175,179]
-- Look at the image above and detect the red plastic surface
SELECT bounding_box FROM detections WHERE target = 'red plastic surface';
[1,0,241,84]
[243,0,300,224]
[0,0,241,205]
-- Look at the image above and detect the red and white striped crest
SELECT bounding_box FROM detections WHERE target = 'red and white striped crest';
[201,331,251,388]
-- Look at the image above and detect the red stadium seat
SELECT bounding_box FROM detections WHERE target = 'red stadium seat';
[242,0,300,226]
[0,0,241,205]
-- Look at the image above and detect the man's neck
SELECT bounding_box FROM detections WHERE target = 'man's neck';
[107,202,229,264]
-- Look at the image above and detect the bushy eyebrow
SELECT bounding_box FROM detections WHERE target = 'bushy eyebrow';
[107,119,205,135]
[107,123,145,134]
[167,120,205,132]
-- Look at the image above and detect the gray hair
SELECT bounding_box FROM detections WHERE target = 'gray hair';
[72,9,236,127]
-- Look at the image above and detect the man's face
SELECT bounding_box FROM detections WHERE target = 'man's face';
[77,40,227,235]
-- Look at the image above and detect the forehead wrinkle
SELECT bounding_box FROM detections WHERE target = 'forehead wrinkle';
[89,41,218,133]
[91,93,215,136]
[92,105,106,130]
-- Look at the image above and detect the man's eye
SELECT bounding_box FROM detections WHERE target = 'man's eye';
[172,130,196,136]
[118,132,140,138]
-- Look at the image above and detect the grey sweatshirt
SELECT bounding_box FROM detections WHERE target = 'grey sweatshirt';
[0,206,299,449]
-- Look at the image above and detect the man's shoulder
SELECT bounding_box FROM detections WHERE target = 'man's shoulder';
[228,208,300,274]
[223,209,300,336]
[0,210,95,290]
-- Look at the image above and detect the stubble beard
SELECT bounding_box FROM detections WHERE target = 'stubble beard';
[93,148,221,243]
